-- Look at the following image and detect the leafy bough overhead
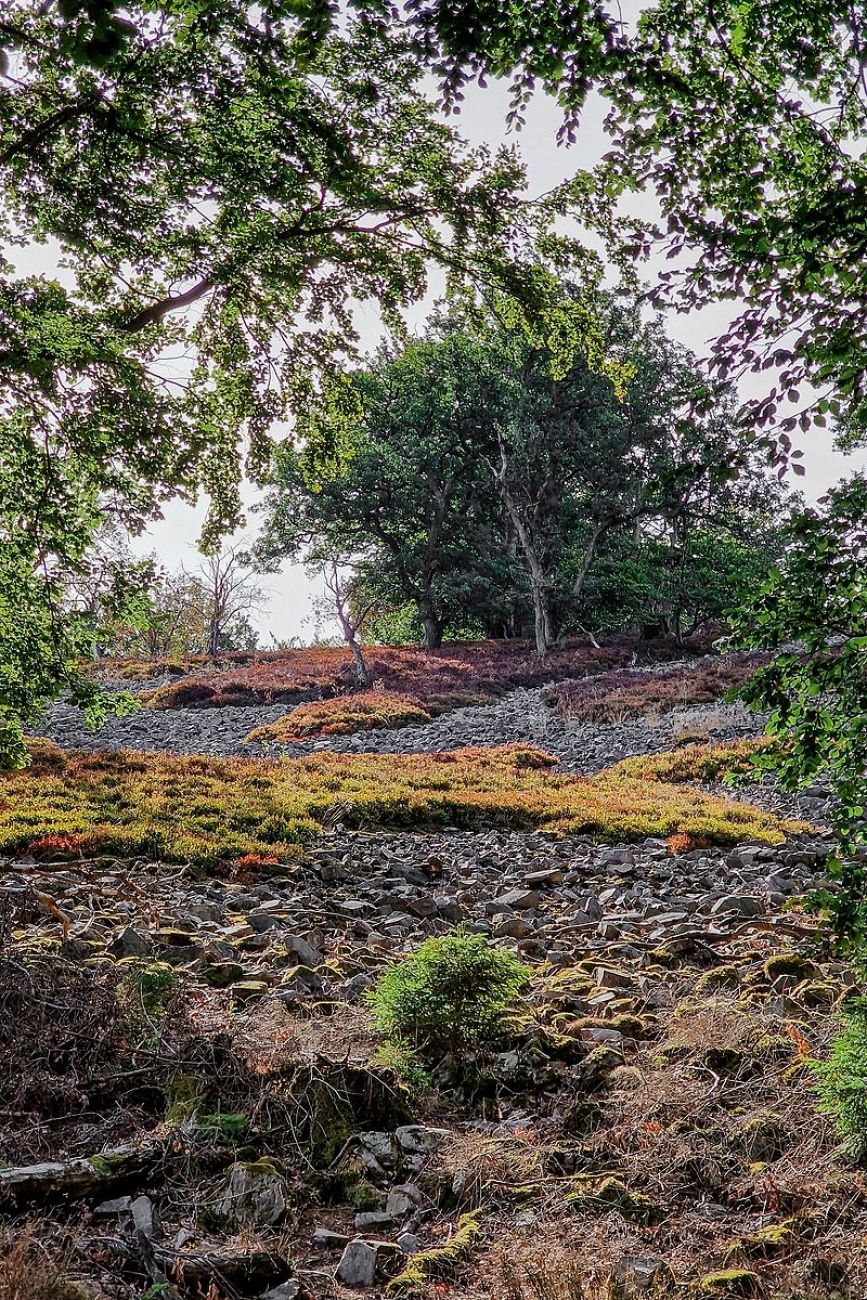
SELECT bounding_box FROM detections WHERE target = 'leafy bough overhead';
[0,0,607,767]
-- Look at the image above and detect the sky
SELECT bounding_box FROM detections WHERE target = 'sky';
[13,71,867,644]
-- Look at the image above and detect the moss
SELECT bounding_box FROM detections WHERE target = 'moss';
[695,965,742,994]
[762,952,819,982]
[202,960,244,987]
[697,1268,766,1297]
[792,979,839,1008]
[724,1219,797,1262]
[10,739,802,871]
[347,1179,385,1211]
[567,1176,664,1224]
[385,1211,482,1297]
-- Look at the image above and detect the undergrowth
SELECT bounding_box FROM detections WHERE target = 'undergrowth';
[5,740,804,867]
[545,653,768,723]
[129,633,716,711]
[246,689,434,743]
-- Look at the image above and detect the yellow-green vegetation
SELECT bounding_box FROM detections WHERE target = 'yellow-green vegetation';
[246,690,433,744]
[612,737,772,785]
[386,1210,482,1297]
[567,1175,664,1224]
[6,741,805,868]
[698,1268,766,1297]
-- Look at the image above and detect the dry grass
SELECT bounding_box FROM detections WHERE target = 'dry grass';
[0,1227,76,1300]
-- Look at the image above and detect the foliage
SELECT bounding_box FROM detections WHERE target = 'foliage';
[812,1001,867,1158]
[545,654,767,723]
[3,740,800,868]
[368,932,529,1056]
[0,0,585,766]
[732,477,867,950]
[247,690,433,744]
[259,301,787,653]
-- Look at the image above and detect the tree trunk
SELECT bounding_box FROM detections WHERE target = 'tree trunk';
[421,615,443,650]
[528,567,551,656]
[418,595,444,650]
[348,635,371,687]
[571,521,607,602]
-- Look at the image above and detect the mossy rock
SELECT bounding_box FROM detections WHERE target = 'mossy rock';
[608,1065,644,1091]
[792,979,839,1009]
[762,952,820,982]
[695,965,742,994]
[724,1219,797,1263]
[580,1044,625,1089]
[231,980,268,1004]
[697,1268,767,1298]
[567,1176,664,1225]
[202,960,245,988]
[609,1013,656,1039]
[697,1044,744,1072]
[386,1211,482,1297]
[347,1178,386,1211]
[735,1112,789,1162]
[653,1042,692,1065]
[751,1033,796,1065]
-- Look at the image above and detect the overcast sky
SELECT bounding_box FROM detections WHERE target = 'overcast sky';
[14,71,867,643]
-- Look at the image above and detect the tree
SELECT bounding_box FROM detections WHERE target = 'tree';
[319,559,372,688]
[483,299,757,652]
[0,0,586,764]
[194,546,263,658]
[733,477,867,952]
[259,330,510,649]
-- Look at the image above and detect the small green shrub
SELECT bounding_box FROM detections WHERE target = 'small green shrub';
[368,931,529,1057]
[812,999,867,1157]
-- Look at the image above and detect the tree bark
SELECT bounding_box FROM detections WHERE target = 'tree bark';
[571,521,608,601]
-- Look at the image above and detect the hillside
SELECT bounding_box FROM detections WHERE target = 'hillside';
[4,646,860,1300]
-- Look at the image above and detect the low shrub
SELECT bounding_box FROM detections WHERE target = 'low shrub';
[545,653,768,723]
[7,740,802,869]
[131,633,714,712]
[812,1000,867,1157]
[368,931,530,1057]
[612,737,772,785]
[247,690,433,744]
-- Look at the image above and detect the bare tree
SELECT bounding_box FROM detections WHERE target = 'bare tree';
[322,559,372,688]
[188,545,264,658]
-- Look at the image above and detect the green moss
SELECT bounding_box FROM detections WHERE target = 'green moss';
[347,1179,385,1211]
[698,1268,766,1297]
[762,952,819,982]
[695,965,742,994]
[567,1176,664,1224]
[793,979,839,1008]
[724,1219,796,1262]
[385,1211,482,1297]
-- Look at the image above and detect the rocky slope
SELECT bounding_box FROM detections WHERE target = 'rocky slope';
[4,676,861,1300]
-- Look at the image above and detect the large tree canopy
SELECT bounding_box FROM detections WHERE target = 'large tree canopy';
[0,0,597,765]
[260,298,789,653]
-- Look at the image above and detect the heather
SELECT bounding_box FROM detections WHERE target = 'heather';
[2,740,799,869]
[246,690,434,744]
[133,633,715,712]
[545,653,768,724]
